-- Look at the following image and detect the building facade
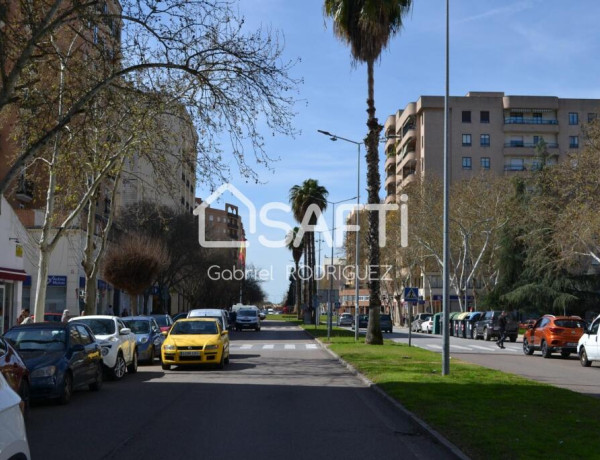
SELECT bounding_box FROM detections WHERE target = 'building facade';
[383,91,600,315]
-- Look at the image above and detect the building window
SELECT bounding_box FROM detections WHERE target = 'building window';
[588,113,597,122]
[462,156,472,169]
[569,136,579,148]
[480,134,490,146]
[480,157,490,170]
[480,111,489,123]
[532,112,542,124]
[462,134,472,146]
[209,215,214,222]
[569,112,579,125]
[462,111,471,123]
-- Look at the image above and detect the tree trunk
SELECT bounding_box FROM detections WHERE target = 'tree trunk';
[365,59,383,345]
[33,248,50,323]
[294,261,301,316]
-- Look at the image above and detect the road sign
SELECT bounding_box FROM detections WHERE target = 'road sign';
[403,287,419,302]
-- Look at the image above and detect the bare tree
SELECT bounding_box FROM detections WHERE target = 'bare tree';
[0,0,300,194]
[102,234,169,315]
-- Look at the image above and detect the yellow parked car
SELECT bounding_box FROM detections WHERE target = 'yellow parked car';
[161,318,230,370]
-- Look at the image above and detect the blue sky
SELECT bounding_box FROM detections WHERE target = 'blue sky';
[196,0,600,302]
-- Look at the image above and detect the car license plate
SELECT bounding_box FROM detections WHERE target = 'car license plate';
[566,342,577,347]
[179,351,200,357]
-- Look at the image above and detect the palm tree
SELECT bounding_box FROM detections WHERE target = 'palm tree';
[287,227,305,319]
[289,179,329,323]
[324,0,412,344]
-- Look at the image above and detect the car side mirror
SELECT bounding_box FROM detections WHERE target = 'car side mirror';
[221,331,228,336]
[119,327,132,335]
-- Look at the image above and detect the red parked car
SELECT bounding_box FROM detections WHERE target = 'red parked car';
[0,336,30,414]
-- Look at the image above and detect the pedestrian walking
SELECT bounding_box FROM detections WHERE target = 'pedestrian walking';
[496,311,507,349]
[17,308,30,325]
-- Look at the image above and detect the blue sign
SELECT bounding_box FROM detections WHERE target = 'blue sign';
[47,275,67,287]
[403,287,419,302]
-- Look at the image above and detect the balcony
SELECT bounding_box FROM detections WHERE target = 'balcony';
[397,150,416,171]
[504,142,558,148]
[15,178,34,203]
[503,165,527,172]
[400,171,416,188]
[504,117,558,125]
[385,154,396,172]
[385,173,396,190]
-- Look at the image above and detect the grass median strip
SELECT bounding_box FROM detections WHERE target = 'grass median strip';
[280,318,600,460]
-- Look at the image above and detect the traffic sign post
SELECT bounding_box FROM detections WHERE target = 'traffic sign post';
[403,288,418,347]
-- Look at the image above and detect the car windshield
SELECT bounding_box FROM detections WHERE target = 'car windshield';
[381,315,391,321]
[555,320,586,328]
[152,316,171,327]
[123,320,150,334]
[239,310,257,317]
[72,318,115,335]
[4,328,66,352]
[171,321,218,335]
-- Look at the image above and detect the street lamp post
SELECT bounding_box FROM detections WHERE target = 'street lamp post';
[318,130,362,341]
[325,196,357,340]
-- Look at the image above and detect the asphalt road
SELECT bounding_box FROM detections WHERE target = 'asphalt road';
[26,321,463,460]
[386,327,600,398]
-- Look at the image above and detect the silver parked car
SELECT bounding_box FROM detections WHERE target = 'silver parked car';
[337,313,353,327]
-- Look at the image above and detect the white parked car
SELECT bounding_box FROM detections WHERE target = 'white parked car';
[578,314,600,367]
[420,318,434,334]
[70,316,137,380]
[187,309,229,331]
[0,373,30,460]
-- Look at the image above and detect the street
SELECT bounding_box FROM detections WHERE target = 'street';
[26,321,461,460]
[387,328,600,398]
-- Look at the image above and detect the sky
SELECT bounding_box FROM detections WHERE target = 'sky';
[196,0,600,302]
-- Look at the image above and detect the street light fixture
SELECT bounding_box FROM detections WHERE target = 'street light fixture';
[325,196,357,340]
[318,129,362,341]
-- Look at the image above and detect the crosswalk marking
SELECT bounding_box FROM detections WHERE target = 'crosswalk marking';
[284,344,295,350]
[452,345,471,350]
[263,344,274,349]
[471,345,490,351]
[240,344,253,350]
[306,344,318,350]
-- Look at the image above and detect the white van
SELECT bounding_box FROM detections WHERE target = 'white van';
[187,309,229,330]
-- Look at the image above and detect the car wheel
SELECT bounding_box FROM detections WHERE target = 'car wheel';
[58,372,73,405]
[111,353,127,380]
[484,328,491,341]
[510,335,517,343]
[560,351,571,359]
[224,350,230,365]
[541,341,552,358]
[217,353,225,370]
[161,363,171,371]
[523,338,534,355]
[19,380,30,419]
[579,347,591,367]
[89,362,103,391]
[127,350,138,374]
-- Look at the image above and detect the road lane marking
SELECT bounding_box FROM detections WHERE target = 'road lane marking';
[240,344,253,350]
[284,344,295,350]
[263,344,274,349]
[306,344,318,349]
[451,345,471,350]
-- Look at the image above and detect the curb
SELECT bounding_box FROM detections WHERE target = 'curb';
[307,332,470,460]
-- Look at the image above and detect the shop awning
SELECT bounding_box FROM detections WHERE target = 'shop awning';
[0,267,27,281]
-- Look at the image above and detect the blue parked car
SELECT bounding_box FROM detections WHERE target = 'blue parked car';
[122,316,164,364]
[4,322,103,404]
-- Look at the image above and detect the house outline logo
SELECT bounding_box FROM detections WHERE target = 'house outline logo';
[193,183,256,248]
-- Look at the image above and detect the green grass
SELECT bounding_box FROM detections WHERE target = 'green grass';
[287,323,600,460]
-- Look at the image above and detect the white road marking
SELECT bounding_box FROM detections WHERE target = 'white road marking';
[284,344,295,350]
[263,344,275,349]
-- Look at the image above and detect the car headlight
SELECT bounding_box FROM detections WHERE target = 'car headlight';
[31,365,57,378]
[139,336,149,344]
[164,344,176,351]
[108,336,119,343]
[101,347,111,356]
[204,344,219,350]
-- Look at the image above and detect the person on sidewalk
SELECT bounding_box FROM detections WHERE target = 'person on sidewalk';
[17,309,30,325]
[496,311,507,349]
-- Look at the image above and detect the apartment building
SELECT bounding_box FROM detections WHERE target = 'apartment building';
[383,91,600,316]
[384,91,600,204]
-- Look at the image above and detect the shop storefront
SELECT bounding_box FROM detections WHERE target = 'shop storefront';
[0,268,27,333]
[22,275,68,314]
